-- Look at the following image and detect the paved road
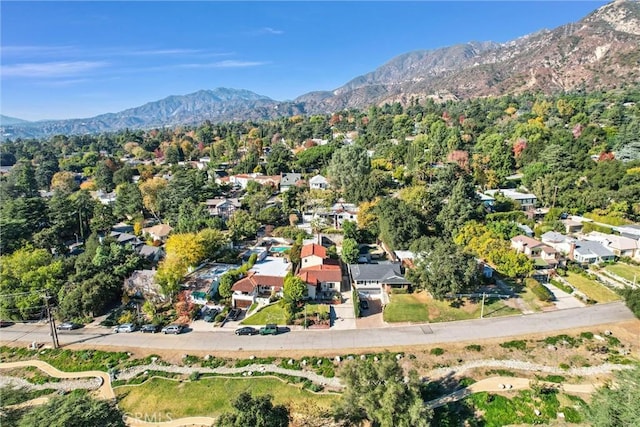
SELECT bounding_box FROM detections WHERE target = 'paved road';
[0,303,635,352]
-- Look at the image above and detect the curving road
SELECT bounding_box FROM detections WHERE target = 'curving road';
[0,302,636,353]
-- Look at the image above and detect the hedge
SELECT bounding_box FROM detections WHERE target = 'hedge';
[525,278,554,302]
[352,289,361,318]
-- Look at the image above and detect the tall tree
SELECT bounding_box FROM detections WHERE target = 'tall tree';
[216,392,289,427]
[586,364,640,427]
[408,237,478,299]
[437,175,482,236]
[338,358,432,427]
[283,274,307,303]
[341,238,360,264]
[327,145,371,192]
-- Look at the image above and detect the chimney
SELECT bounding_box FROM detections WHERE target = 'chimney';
[568,241,576,260]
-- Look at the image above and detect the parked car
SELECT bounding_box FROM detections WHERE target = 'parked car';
[235,326,258,336]
[359,299,369,310]
[113,323,137,333]
[259,324,279,335]
[161,324,183,335]
[203,309,219,323]
[57,322,80,331]
[0,320,15,328]
[140,324,159,333]
[228,308,242,321]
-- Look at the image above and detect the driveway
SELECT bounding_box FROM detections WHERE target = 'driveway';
[545,282,585,310]
[331,291,357,330]
[356,298,384,328]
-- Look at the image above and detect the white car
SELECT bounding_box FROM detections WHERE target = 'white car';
[113,323,136,333]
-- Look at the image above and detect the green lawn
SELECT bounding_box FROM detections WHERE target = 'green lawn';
[242,303,329,325]
[241,303,288,325]
[565,272,620,303]
[383,294,431,322]
[604,263,640,283]
[383,293,520,323]
[115,376,338,418]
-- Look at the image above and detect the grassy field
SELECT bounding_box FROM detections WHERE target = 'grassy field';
[242,303,329,325]
[115,376,338,418]
[565,272,620,303]
[383,292,520,323]
[604,263,640,283]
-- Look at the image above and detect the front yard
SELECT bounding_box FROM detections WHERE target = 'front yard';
[115,376,338,419]
[603,263,640,283]
[242,302,329,326]
[564,272,620,303]
[383,292,520,323]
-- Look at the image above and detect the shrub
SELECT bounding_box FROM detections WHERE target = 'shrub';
[215,313,226,322]
[465,344,483,352]
[580,331,594,339]
[189,371,200,381]
[500,340,527,351]
[430,347,445,356]
[352,289,360,318]
[525,278,553,302]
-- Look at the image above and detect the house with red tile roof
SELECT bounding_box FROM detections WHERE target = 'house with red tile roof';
[297,243,342,300]
[231,272,285,308]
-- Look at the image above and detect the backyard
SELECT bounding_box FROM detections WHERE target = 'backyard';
[565,272,621,303]
[115,376,338,418]
[383,292,520,323]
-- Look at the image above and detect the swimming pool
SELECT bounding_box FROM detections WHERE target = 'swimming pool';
[269,246,290,253]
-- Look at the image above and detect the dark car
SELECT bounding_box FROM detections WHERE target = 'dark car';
[161,324,183,335]
[140,324,159,333]
[203,309,219,323]
[0,320,14,328]
[235,326,258,336]
[359,299,369,311]
[57,322,80,331]
[259,324,279,335]
[227,308,242,321]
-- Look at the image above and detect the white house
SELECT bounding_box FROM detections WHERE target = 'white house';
[349,263,410,298]
[485,189,537,211]
[231,273,284,308]
[280,173,302,192]
[309,174,329,190]
[570,240,615,264]
[582,231,638,259]
[541,231,576,255]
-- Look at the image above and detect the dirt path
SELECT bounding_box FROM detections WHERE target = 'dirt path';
[124,416,215,427]
[0,360,114,399]
[425,376,598,409]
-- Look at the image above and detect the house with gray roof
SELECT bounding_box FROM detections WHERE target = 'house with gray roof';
[541,231,576,255]
[570,240,615,265]
[348,263,410,298]
[280,173,302,192]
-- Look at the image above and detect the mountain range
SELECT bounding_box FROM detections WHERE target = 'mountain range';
[3,0,640,140]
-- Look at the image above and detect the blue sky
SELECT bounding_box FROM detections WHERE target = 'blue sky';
[1,1,609,121]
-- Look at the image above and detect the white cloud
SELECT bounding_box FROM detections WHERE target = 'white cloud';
[1,61,108,78]
[179,60,268,69]
[261,27,284,35]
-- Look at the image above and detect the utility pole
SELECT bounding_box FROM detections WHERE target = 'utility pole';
[44,294,59,349]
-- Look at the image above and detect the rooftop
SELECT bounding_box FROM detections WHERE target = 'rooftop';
[349,263,409,285]
[250,256,292,277]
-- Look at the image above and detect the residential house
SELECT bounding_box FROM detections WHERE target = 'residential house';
[541,231,576,255]
[226,173,281,190]
[349,263,410,298]
[91,190,117,205]
[562,219,584,234]
[123,270,166,303]
[583,231,638,259]
[517,224,534,237]
[312,202,358,229]
[110,231,142,247]
[511,235,558,281]
[477,192,495,209]
[485,189,537,211]
[570,240,615,265]
[298,266,342,300]
[231,273,284,308]
[138,245,165,264]
[142,224,173,243]
[309,174,329,190]
[300,243,327,268]
[205,197,241,220]
[280,173,303,192]
[297,243,342,300]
